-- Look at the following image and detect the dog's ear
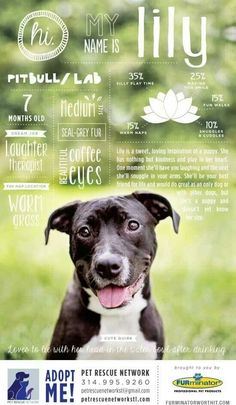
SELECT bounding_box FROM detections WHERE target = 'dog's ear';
[45,201,79,245]
[132,191,180,233]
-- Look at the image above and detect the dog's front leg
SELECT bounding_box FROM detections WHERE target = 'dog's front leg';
[139,301,164,359]
[46,282,100,360]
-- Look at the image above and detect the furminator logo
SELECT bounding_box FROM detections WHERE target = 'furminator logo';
[173,373,223,390]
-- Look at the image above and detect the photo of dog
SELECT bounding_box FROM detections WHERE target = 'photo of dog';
[45,191,180,360]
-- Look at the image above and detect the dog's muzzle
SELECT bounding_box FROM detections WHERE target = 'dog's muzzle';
[95,253,122,280]
[96,273,145,309]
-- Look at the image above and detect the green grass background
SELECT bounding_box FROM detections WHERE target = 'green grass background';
[1,185,235,360]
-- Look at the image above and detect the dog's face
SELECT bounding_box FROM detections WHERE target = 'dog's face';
[15,372,29,381]
[45,192,180,309]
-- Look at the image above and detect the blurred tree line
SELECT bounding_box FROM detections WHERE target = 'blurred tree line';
[0,0,235,185]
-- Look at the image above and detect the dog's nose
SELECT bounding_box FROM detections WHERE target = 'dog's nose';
[95,255,122,279]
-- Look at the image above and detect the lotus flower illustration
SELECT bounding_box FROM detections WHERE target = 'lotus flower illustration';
[142,89,200,124]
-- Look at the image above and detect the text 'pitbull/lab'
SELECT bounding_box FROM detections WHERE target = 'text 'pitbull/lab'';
[45,192,180,359]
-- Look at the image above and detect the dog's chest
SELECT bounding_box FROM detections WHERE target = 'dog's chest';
[77,291,157,360]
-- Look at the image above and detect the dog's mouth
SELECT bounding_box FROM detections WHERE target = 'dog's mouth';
[96,273,145,309]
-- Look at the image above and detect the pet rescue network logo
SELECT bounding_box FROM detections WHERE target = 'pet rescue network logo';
[18,10,69,61]
[172,373,223,392]
[8,369,39,403]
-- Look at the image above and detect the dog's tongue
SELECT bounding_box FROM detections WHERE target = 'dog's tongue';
[97,285,129,308]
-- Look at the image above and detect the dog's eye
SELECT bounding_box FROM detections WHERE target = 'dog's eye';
[127,220,140,231]
[78,226,91,238]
